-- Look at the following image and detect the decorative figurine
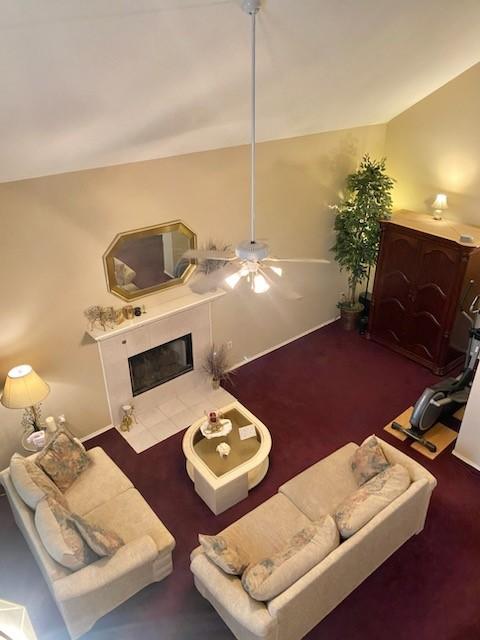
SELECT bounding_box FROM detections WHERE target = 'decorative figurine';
[216,442,231,458]
[200,409,233,439]
[206,409,222,433]
[120,404,136,432]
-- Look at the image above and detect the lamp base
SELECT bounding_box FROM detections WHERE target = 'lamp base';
[433,211,443,221]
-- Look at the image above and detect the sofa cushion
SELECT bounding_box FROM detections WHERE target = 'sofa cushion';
[64,447,133,515]
[351,435,390,486]
[36,430,91,492]
[35,497,98,570]
[198,534,248,575]
[242,515,339,601]
[82,488,175,553]
[334,463,410,538]
[219,493,313,566]
[279,443,359,520]
[114,257,136,286]
[71,514,124,557]
[10,453,68,510]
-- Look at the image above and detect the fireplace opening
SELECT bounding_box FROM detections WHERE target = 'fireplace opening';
[128,333,193,396]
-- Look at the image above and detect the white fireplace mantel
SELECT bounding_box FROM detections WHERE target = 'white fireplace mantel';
[87,289,225,342]
[90,287,233,445]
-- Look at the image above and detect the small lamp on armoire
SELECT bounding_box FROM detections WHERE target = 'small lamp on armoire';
[1,364,50,438]
[432,193,448,220]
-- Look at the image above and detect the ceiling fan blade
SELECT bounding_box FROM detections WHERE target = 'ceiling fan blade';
[260,267,303,300]
[264,257,330,264]
[190,262,240,294]
[183,249,236,261]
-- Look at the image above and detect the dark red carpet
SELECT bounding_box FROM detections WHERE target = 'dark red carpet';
[2,321,480,639]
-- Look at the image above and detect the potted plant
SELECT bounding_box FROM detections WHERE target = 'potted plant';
[203,343,232,389]
[331,154,394,330]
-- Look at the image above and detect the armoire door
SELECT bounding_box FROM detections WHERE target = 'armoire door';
[370,227,419,347]
[403,239,460,363]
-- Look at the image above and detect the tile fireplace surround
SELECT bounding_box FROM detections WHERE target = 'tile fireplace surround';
[88,290,235,453]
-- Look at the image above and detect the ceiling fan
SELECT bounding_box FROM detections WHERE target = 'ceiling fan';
[185,0,329,299]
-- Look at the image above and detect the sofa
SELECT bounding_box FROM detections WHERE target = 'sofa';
[1,446,175,639]
[190,436,437,640]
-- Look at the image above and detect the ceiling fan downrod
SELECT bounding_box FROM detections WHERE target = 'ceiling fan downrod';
[242,0,261,246]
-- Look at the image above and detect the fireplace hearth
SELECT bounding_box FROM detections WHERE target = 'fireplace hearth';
[128,333,193,396]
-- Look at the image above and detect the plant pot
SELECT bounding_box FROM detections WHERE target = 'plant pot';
[339,304,364,331]
[212,378,220,390]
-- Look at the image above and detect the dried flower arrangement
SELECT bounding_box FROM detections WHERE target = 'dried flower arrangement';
[202,343,233,389]
[197,240,231,275]
[84,305,126,331]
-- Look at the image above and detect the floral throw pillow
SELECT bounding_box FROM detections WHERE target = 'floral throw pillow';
[351,435,390,486]
[10,453,68,510]
[72,515,124,557]
[241,515,339,601]
[35,497,98,570]
[25,459,69,509]
[334,463,410,538]
[199,534,248,575]
[36,430,91,492]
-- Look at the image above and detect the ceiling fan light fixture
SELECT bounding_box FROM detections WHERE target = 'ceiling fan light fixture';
[225,271,242,289]
[253,273,270,294]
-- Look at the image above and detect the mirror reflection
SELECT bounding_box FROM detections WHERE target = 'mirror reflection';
[104,221,196,301]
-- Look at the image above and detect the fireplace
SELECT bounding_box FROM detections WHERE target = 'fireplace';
[128,333,194,396]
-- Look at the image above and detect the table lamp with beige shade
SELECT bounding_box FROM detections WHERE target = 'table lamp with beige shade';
[1,365,50,445]
[432,193,448,220]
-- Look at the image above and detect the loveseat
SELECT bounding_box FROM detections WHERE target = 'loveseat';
[190,436,437,640]
[1,446,175,639]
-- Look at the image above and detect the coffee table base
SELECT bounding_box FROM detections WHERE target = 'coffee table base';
[186,457,269,515]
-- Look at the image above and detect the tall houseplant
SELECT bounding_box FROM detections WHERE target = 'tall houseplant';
[331,154,394,330]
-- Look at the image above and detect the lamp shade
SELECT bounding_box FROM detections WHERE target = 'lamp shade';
[1,365,50,409]
[0,598,38,640]
[432,193,448,210]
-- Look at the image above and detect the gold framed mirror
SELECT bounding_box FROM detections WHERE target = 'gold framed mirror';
[103,220,197,301]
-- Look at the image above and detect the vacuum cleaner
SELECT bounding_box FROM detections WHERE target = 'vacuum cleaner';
[391,292,480,453]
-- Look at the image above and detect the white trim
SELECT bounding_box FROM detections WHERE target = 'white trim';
[80,424,114,443]
[87,289,225,342]
[229,316,338,370]
[97,341,114,433]
[452,449,480,472]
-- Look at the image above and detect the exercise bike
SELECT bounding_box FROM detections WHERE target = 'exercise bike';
[392,293,480,453]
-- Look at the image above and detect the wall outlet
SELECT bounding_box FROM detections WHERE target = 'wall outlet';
[226,340,233,350]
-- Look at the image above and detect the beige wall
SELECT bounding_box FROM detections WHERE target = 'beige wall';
[386,62,480,471]
[386,62,480,225]
[0,124,386,468]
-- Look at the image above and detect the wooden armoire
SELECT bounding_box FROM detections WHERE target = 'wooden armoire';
[368,210,480,375]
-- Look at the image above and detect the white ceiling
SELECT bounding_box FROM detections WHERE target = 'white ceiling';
[1,0,480,183]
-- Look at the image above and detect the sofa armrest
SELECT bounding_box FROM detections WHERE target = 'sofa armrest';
[53,535,157,601]
[376,437,437,488]
[191,552,276,639]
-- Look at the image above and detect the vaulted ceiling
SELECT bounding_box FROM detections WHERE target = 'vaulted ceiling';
[1,0,480,183]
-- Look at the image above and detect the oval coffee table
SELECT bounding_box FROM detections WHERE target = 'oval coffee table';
[182,400,272,514]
